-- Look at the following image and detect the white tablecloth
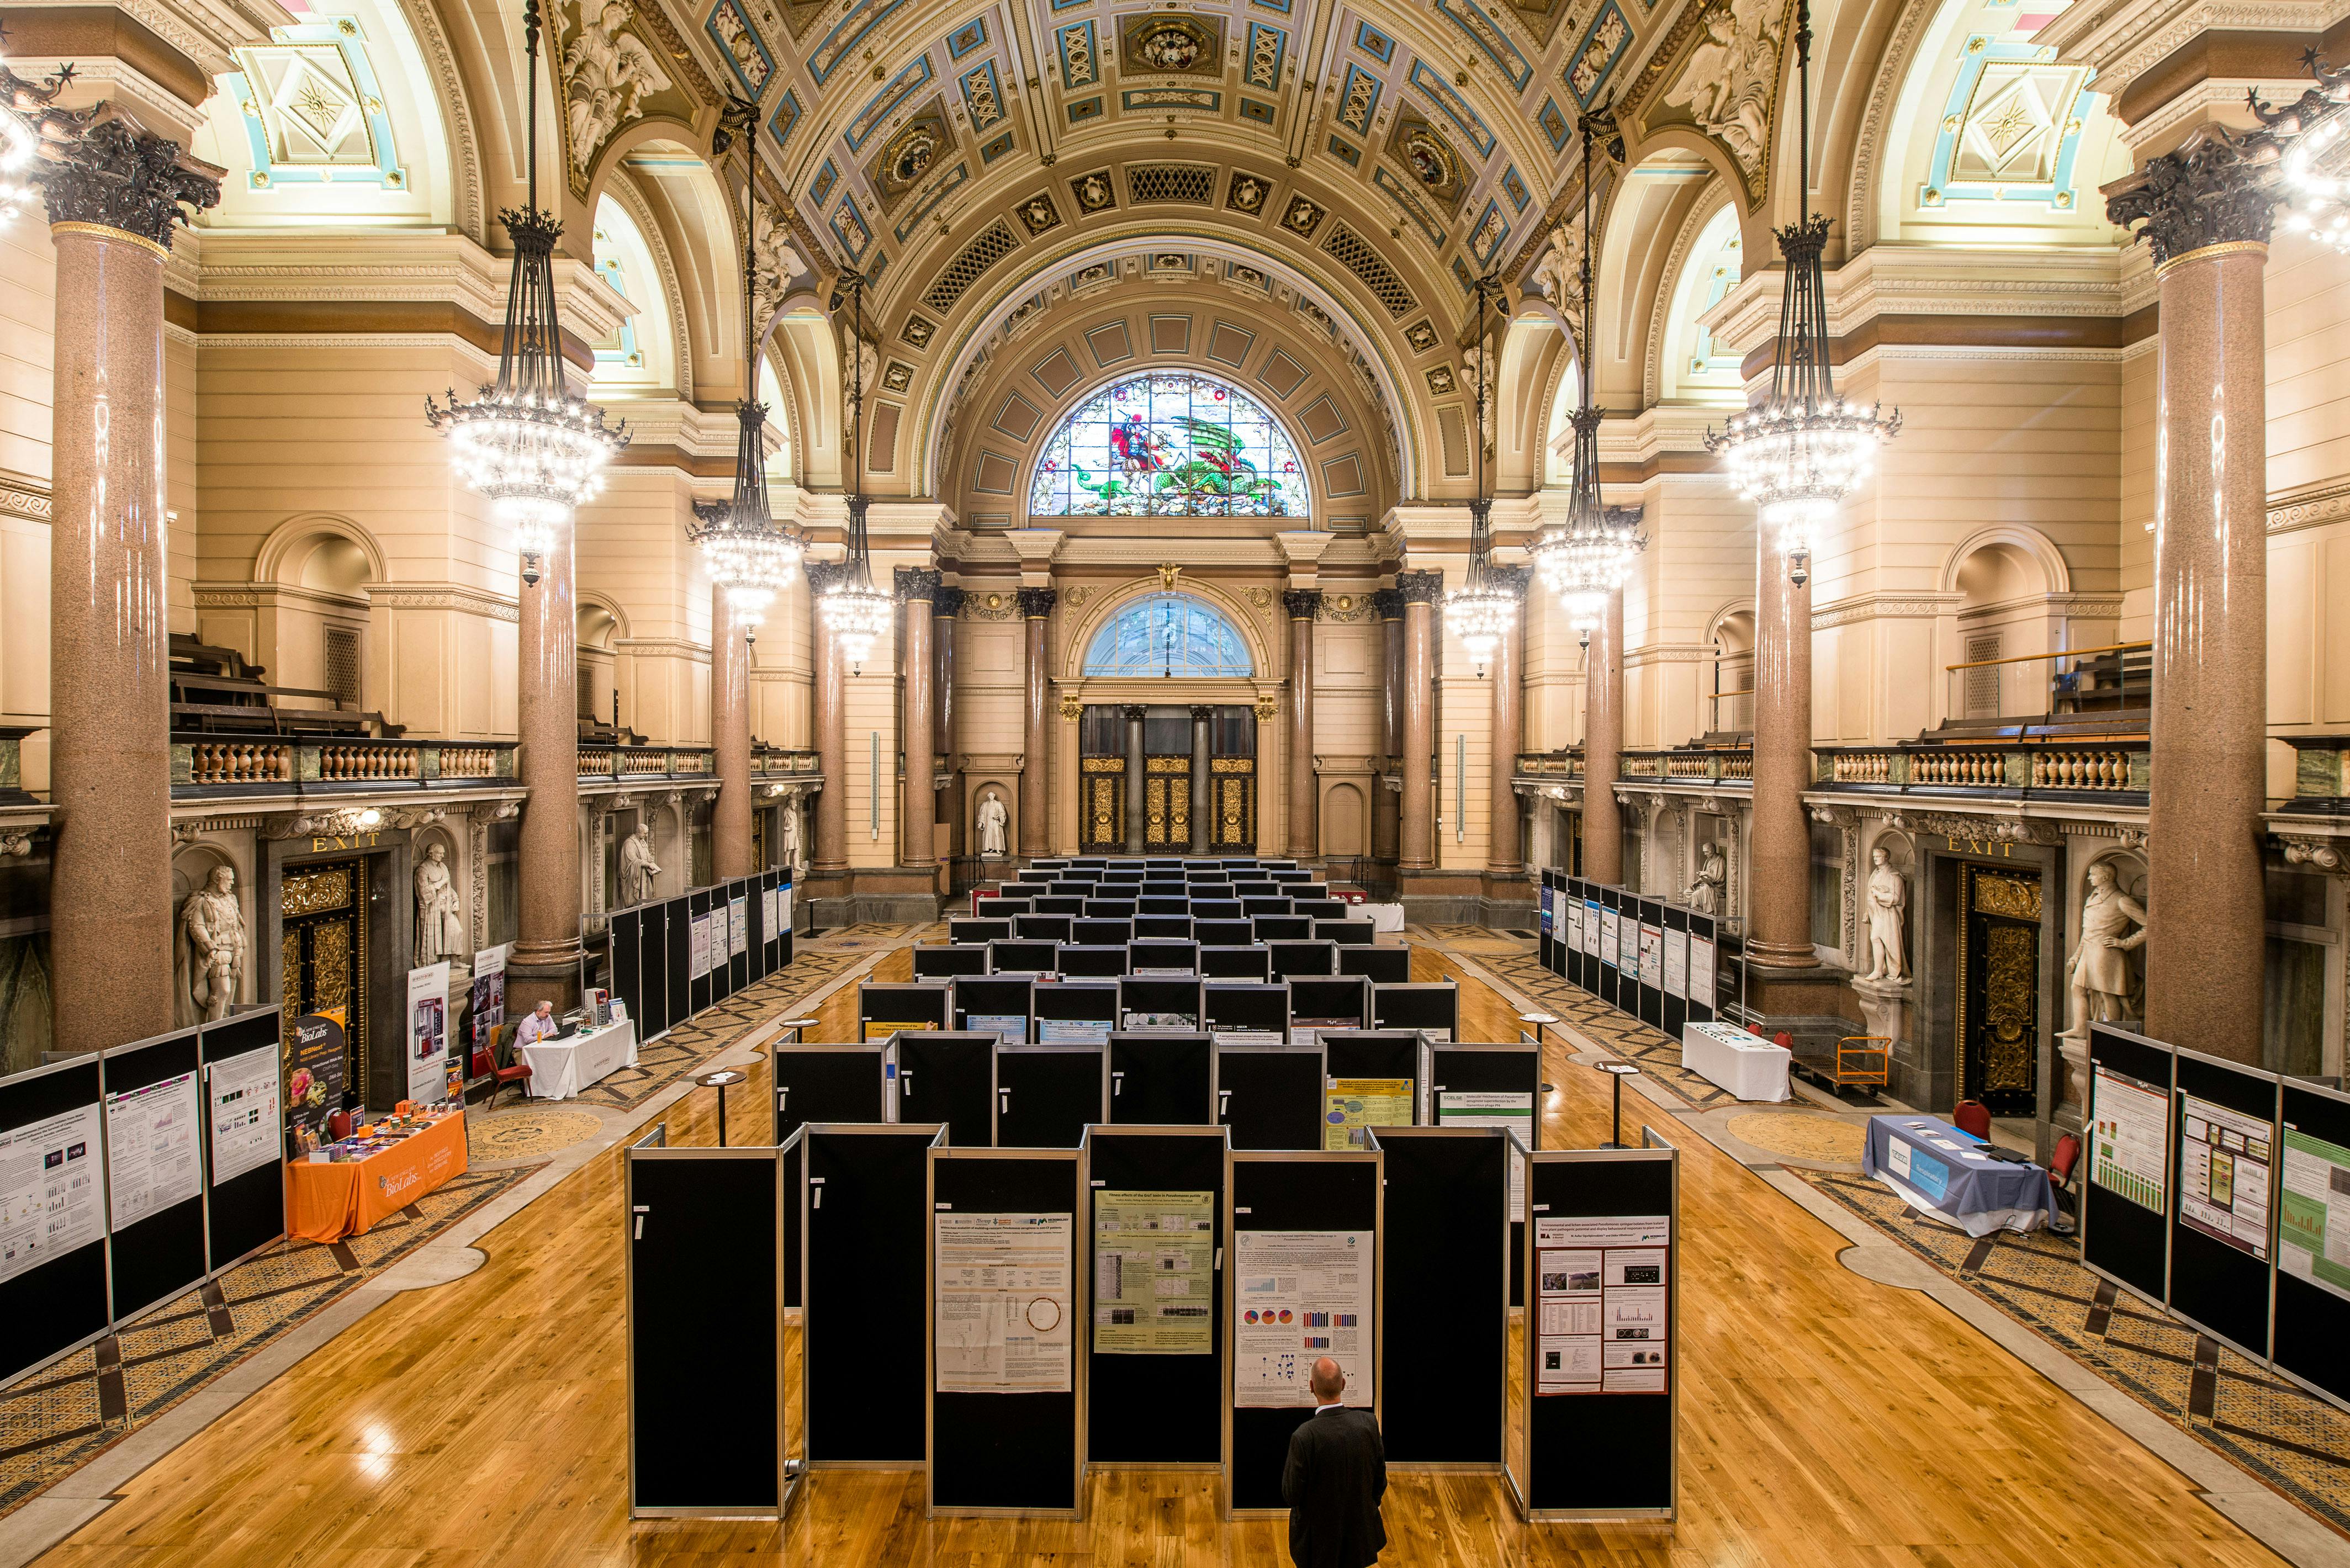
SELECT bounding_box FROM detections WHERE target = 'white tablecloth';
[1680,1021,1791,1102]
[1362,903,1407,933]
[519,1018,639,1099]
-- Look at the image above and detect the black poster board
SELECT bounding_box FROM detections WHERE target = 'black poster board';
[1018,913,1076,942]
[1071,919,1134,947]
[1033,981,1118,1045]
[895,1033,997,1148]
[1430,1042,1541,1307]
[1564,878,1586,992]
[1120,977,1203,1033]
[927,1147,1086,1513]
[1215,1043,1324,1151]
[1109,1034,1214,1125]
[1372,982,1458,1042]
[952,977,1034,1043]
[661,896,690,1040]
[1523,1144,1677,1520]
[1267,941,1336,981]
[1251,916,1311,942]
[989,939,1061,976]
[688,888,714,1015]
[1129,939,1199,974]
[1035,897,1087,917]
[912,944,990,981]
[1225,1151,1381,1516]
[772,1045,887,1143]
[1322,1031,1420,1109]
[782,1130,804,1311]
[2275,1076,2350,1412]
[1368,1128,1506,1464]
[1634,898,1664,1029]
[627,1142,784,1517]
[2167,1048,2279,1359]
[200,1010,285,1273]
[995,1045,1107,1148]
[1290,977,1370,1038]
[0,1055,109,1384]
[102,1027,207,1322]
[1082,1125,1227,1463]
[1057,945,1128,979]
[804,1124,941,1465]
[1687,913,1719,1025]
[1317,919,1375,947]
[631,902,667,1041]
[1660,907,1689,1041]
[951,918,1012,945]
[2081,1023,2173,1309]
[728,878,752,995]
[859,981,950,1042]
[1539,871,1557,974]
[1195,920,1255,948]
[1201,946,1271,982]
[1203,983,1290,1041]
[612,907,643,1041]
[1338,946,1411,986]
[1596,888,1621,1011]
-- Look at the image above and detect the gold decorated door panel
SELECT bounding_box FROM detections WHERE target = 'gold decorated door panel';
[1145,756,1189,847]
[281,859,369,1095]
[1081,758,1124,852]
[1957,864,2040,1114]
[1211,757,1255,851]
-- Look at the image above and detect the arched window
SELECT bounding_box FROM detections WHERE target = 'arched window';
[1031,373,1309,517]
[1083,593,1254,677]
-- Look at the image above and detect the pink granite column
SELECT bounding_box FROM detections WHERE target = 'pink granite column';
[1284,590,1320,860]
[1582,588,1624,886]
[1487,568,1527,880]
[2108,129,2273,1064]
[508,521,584,1008]
[1018,587,1056,858]
[711,585,753,881]
[1747,536,1815,969]
[809,562,849,875]
[934,587,963,859]
[1396,571,1443,871]
[898,568,939,877]
[1374,590,1402,866]
[39,126,218,1054]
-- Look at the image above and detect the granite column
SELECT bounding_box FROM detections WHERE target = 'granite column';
[1373,590,1403,868]
[1122,704,1147,855]
[710,586,753,881]
[1747,536,1815,969]
[1486,568,1527,882]
[1018,587,1056,858]
[809,562,849,876]
[897,568,939,880]
[1396,571,1443,871]
[1190,704,1213,855]
[1582,589,1624,886]
[1284,590,1320,860]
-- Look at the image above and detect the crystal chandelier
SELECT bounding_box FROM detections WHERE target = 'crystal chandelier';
[0,44,84,229]
[821,269,891,671]
[1443,273,1517,677]
[2256,56,2348,247]
[1703,0,1896,587]
[687,96,801,629]
[425,0,626,583]
[1532,105,1642,645]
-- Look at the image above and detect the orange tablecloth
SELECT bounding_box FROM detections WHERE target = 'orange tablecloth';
[284,1113,470,1242]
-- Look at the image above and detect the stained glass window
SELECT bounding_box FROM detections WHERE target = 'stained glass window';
[1082,593,1255,677]
[1030,373,1310,517]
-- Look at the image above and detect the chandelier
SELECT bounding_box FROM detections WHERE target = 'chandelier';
[2255,56,2347,247]
[1444,274,1516,676]
[1,45,87,229]
[1703,0,1896,587]
[688,96,801,628]
[1532,105,1642,644]
[820,269,891,671]
[426,0,626,582]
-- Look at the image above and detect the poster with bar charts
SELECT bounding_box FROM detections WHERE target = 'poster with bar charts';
[1234,1229,1373,1407]
[1534,1214,1669,1395]
[206,1048,282,1183]
[2281,1127,2350,1305]
[2089,1064,2168,1213]
[0,1104,103,1284]
[1092,1189,1214,1353]
[105,1072,201,1227]
[2180,1094,2272,1261]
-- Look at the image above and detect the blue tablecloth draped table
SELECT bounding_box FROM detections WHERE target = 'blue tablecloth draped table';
[1860,1114,2056,1237]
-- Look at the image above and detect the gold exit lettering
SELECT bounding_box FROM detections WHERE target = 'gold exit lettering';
[1944,835,2011,858]
[310,832,382,852]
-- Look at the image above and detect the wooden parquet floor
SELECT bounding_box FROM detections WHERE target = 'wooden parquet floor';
[26,942,2291,1566]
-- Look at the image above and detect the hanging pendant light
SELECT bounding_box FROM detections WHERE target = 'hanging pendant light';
[2254,57,2342,246]
[1444,273,1517,677]
[1531,104,1643,645]
[821,269,891,672]
[689,95,802,628]
[426,0,626,583]
[1703,0,1896,587]
[0,45,72,229]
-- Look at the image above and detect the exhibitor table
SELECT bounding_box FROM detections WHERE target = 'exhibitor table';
[284,1110,470,1241]
[1862,1114,2055,1237]
[1679,1021,1790,1102]
[520,1019,639,1099]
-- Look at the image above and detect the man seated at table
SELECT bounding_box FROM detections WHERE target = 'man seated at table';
[514,1000,560,1049]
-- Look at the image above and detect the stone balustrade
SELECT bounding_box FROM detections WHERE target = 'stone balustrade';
[1816,741,2149,798]
[171,735,516,796]
[579,744,718,781]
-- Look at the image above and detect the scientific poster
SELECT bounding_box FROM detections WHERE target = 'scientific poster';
[2180,1094,2272,1259]
[405,961,451,1104]
[1233,1228,1374,1407]
[967,1014,1028,1044]
[777,884,793,933]
[729,896,749,956]
[1663,929,1689,999]
[2089,1064,2169,1214]
[2280,1126,2350,1304]
[691,914,712,978]
[1535,1214,1669,1394]
[1121,1009,1198,1032]
[762,886,779,937]
[864,1020,931,1042]
[1618,914,1639,976]
[1687,937,1717,1004]
[710,904,731,965]
[1213,1029,1284,1047]
[1599,908,1621,967]
[1093,1189,1215,1353]
[934,1211,1074,1394]
[1565,902,1584,954]
[1436,1090,1531,1219]
[105,1070,202,1227]
[0,1102,104,1284]
[1581,901,1601,956]
[206,1047,283,1183]
[1637,924,1663,989]
[1323,1077,1412,1151]
[1039,1018,1111,1045]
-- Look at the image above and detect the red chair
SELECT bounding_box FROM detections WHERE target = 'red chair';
[472,1022,532,1110]
[1952,1100,1992,1140]
[2048,1131,2082,1205]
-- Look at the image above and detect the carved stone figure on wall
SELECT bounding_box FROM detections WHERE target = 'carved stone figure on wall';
[564,0,673,175]
[175,866,246,1026]
[750,204,805,327]
[977,790,1009,859]
[1531,225,1586,340]
[1664,0,1781,179]
[2062,860,2147,1036]
[413,842,463,966]
[779,793,805,872]
[1684,841,1725,914]
[619,822,661,907]
[1859,846,1908,982]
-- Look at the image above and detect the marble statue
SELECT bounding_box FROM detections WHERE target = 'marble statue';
[1684,841,1725,915]
[779,796,804,873]
[175,866,246,1026]
[619,822,661,907]
[563,0,671,174]
[1859,846,1908,982]
[412,843,463,967]
[2062,861,2147,1037]
[977,790,1009,859]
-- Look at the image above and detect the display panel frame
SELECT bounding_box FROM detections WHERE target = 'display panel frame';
[2080,1021,2173,1308]
[2167,1045,2280,1363]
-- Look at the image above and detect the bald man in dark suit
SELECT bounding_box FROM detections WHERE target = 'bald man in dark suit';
[1280,1356,1386,1568]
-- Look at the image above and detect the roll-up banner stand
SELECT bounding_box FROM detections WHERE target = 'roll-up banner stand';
[611,907,643,1041]
[1202,946,1271,982]
[626,1126,791,1518]
[952,976,1034,1045]
[102,1025,208,1323]
[1224,1148,1383,1518]
[994,1044,1108,1149]
[1204,982,1290,1043]
[1079,1125,1230,1465]
[1216,1040,1325,1151]
[804,1122,949,1467]
[925,1144,1088,1516]
[0,1053,111,1385]
[1431,1041,1540,1307]
[2276,1072,2350,1414]
[772,1044,889,1145]
[1319,1030,1421,1151]
[2081,1022,2174,1309]
[2167,1046,2281,1361]
[1372,981,1457,1044]
[1035,981,1118,1046]
[860,981,951,1042]
[892,1032,998,1148]
[687,888,715,1015]
[1338,945,1411,986]
[200,1009,286,1273]
[1365,1126,1508,1467]
[1519,1131,1678,1522]
[1109,1033,1215,1125]
[913,944,991,981]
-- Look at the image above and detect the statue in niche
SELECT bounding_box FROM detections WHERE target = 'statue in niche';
[976,790,1009,859]
[412,843,463,967]
[619,822,661,907]
[1684,841,1726,914]
[2062,860,2147,1038]
[175,866,246,1026]
[1858,845,1908,982]
[779,795,805,873]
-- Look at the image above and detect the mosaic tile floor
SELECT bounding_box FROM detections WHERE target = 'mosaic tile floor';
[468,1105,605,1162]
[1796,1167,2350,1541]
[0,1161,537,1520]
[1725,1109,1865,1164]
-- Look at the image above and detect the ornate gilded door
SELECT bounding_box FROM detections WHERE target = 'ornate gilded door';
[1145,757,1189,846]
[1210,757,1255,851]
[281,860,368,1093]
[1081,759,1125,852]
[1957,865,2040,1113]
